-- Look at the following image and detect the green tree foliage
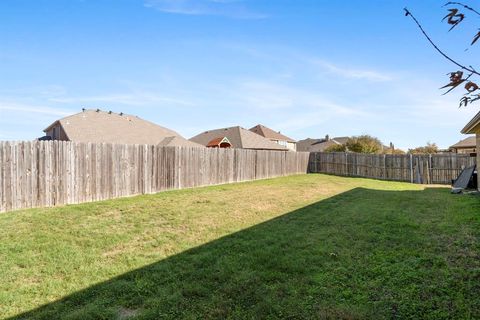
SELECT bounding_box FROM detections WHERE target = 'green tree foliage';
[345,135,383,154]
[324,144,346,152]
[325,135,384,154]
[408,142,439,154]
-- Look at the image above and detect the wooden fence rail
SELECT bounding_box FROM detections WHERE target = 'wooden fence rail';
[0,141,310,213]
[308,152,476,184]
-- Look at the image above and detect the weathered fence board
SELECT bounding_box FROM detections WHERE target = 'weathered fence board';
[0,141,310,213]
[308,152,475,184]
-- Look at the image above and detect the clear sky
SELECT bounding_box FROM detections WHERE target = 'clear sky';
[1,0,478,150]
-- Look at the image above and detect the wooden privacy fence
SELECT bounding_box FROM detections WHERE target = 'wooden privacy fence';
[308,152,476,184]
[0,141,310,213]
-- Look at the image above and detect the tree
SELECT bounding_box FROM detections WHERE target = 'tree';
[408,142,439,154]
[381,147,406,155]
[324,144,346,152]
[405,2,480,106]
[325,135,383,154]
[345,135,383,154]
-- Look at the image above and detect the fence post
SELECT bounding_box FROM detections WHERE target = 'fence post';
[317,152,320,172]
[384,154,387,180]
[409,154,414,183]
[345,152,348,176]
[429,154,433,184]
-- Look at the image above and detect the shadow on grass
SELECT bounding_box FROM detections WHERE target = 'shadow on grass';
[10,187,480,320]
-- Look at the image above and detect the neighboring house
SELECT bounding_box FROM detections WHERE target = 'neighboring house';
[190,126,288,151]
[296,138,322,152]
[249,124,297,151]
[42,109,203,147]
[449,136,477,154]
[461,111,480,190]
[297,135,349,152]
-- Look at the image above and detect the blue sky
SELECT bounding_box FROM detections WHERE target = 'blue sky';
[1,0,478,150]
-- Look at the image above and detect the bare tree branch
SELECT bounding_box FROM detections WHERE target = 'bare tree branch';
[444,2,480,16]
[404,8,480,77]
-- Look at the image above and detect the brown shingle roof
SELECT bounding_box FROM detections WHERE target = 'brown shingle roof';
[44,109,203,147]
[190,126,288,150]
[158,136,203,148]
[249,124,296,143]
[449,136,477,149]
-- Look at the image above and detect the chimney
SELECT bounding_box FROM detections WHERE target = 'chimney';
[325,134,330,141]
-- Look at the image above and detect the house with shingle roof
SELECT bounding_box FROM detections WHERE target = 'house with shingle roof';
[249,124,297,151]
[42,109,203,148]
[297,135,349,152]
[449,136,477,154]
[461,111,480,190]
[189,126,288,151]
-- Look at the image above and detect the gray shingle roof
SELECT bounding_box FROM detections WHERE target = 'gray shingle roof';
[297,137,349,152]
[296,138,322,152]
[190,126,288,150]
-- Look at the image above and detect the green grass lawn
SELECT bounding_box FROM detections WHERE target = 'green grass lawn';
[1,174,479,320]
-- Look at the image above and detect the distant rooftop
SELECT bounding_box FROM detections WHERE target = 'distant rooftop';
[249,124,296,143]
[190,126,288,150]
[297,136,349,152]
[449,136,476,149]
[44,109,203,147]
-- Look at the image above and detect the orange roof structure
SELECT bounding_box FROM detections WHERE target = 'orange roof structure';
[206,137,232,148]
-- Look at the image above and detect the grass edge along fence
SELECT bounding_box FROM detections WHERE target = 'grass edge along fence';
[308,152,475,185]
[0,141,310,213]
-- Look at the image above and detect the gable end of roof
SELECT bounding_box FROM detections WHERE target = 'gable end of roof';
[461,111,480,134]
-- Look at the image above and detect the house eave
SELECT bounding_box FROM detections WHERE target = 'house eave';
[43,120,60,133]
[461,111,480,134]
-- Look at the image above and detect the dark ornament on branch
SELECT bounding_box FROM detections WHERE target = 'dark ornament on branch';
[442,9,465,31]
[465,81,479,93]
[405,3,480,106]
